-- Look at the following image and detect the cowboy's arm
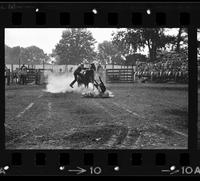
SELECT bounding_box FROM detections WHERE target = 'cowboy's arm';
[82,67,88,70]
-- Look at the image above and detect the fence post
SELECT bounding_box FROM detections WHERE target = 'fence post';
[66,64,68,72]
[132,65,134,82]
[11,64,13,83]
[105,69,107,84]
[18,58,20,68]
[7,69,10,85]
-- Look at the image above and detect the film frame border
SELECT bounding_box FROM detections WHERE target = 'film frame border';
[0,2,199,176]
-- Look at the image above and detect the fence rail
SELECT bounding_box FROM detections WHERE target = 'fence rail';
[106,68,135,83]
[5,64,135,85]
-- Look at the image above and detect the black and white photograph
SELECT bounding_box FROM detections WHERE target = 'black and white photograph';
[197,29,200,149]
[5,28,188,149]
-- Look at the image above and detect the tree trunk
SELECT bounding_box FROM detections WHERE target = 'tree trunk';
[149,49,156,62]
[176,28,182,53]
[148,41,157,62]
[147,40,152,62]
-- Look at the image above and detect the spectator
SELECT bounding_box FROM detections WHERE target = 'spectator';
[5,66,10,85]
[135,56,188,83]
[69,67,73,73]
[35,69,41,85]
[12,68,18,84]
[20,64,27,85]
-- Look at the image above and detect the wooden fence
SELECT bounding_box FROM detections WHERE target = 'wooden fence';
[5,64,77,73]
[106,68,135,83]
[5,64,136,84]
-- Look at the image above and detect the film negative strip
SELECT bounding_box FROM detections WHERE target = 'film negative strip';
[0,1,199,176]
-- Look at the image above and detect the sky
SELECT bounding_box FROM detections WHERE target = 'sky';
[197,29,200,41]
[5,28,179,55]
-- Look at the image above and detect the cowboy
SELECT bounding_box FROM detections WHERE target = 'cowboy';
[20,64,27,70]
[70,63,86,88]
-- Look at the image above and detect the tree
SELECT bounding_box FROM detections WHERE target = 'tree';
[112,30,133,55]
[49,49,60,64]
[54,28,97,65]
[5,45,20,64]
[125,53,147,66]
[97,41,123,65]
[5,45,49,65]
[170,28,188,53]
[112,28,176,62]
[20,46,49,65]
[197,29,200,63]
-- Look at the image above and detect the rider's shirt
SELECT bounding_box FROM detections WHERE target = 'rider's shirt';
[74,66,85,74]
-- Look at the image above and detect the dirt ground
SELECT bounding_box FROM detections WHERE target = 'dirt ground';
[5,83,188,149]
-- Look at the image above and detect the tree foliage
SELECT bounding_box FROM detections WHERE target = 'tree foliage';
[112,28,185,62]
[54,28,97,65]
[5,28,188,66]
[97,41,121,64]
[5,45,20,64]
[5,45,49,65]
[111,30,133,55]
[125,54,147,66]
[197,29,200,60]
[171,28,188,53]
[20,46,49,64]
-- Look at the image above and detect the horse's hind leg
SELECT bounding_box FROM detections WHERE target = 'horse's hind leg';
[85,83,88,89]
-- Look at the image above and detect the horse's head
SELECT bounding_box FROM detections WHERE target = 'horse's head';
[90,63,96,71]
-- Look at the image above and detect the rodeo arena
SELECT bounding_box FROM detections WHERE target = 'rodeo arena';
[5,29,188,150]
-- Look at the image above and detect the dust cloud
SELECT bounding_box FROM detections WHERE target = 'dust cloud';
[43,71,114,98]
[43,71,95,94]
